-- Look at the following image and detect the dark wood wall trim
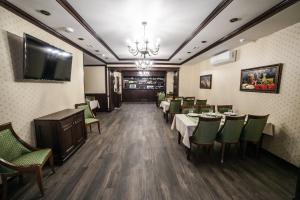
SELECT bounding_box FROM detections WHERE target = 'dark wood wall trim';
[56,0,232,62]
[84,64,106,67]
[108,67,179,72]
[168,0,233,60]
[0,0,107,64]
[180,0,299,64]
[56,0,119,60]
[85,93,108,112]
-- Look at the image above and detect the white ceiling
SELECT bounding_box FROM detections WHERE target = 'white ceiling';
[5,0,300,66]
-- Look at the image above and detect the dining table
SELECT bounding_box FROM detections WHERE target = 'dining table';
[171,113,274,148]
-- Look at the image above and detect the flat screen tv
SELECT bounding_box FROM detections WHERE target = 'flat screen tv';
[23,34,72,81]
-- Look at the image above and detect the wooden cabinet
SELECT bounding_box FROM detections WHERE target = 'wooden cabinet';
[34,109,86,165]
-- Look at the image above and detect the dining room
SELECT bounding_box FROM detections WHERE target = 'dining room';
[1,0,300,199]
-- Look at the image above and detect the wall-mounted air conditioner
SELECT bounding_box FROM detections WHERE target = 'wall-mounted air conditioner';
[210,50,237,66]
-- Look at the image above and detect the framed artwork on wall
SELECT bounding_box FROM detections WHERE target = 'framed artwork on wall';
[240,63,283,93]
[200,74,212,89]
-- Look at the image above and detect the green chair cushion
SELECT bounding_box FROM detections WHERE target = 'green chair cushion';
[78,105,94,119]
[0,129,30,162]
[85,118,99,125]
[11,149,51,167]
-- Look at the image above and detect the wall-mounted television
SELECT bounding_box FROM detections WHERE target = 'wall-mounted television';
[23,34,73,81]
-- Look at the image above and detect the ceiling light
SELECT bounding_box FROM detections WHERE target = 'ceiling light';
[105,57,109,59]
[95,50,99,52]
[193,46,199,49]
[178,58,182,61]
[102,54,105,57]
[201,41,207,43]
[87,44,93,48]
[78,37,84,40]
[239,38,246,43]
[229,18,241,23]
[37,9,51,16]
[187,51,192,54]
[64,27,74,33]
[127,21,160,57]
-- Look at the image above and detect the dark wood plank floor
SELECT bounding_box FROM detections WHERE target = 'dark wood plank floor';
[7,103,297,200]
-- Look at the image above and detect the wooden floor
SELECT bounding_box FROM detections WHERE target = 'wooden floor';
[7,103,297,200]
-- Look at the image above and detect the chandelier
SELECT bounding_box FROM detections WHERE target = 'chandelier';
[135,57,153,70]
[127,21,160,57]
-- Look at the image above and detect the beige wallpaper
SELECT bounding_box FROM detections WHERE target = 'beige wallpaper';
[0,7,85,145]
[179,23,300,166]
[84,66,106,93]
[166,71,174,94]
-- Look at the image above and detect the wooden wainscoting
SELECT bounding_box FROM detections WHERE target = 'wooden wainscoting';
[85,93,108,112]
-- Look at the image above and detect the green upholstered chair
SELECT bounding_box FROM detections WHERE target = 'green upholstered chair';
[183,97,195,101]
[216,115,246,163]
[156,92,165,107]
[167,100,181,122]
[0,122,54,199]
[217,105,233,113]
[240,114,269,158]
[196,99,207,106]
[195,105,215,113]
[182,100,195,107]
[187,117,221,160]
[75,103,101,134]
[181,106,195,114]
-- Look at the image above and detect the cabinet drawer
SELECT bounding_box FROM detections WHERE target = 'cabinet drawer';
[74,113,84,125]
[60,117,74,130]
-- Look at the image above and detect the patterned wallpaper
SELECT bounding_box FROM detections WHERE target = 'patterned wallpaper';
[179,23,300,166]
[0,7,85,145]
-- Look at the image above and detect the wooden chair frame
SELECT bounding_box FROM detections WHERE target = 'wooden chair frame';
[187,117,222,160]
[240,114,269,158]
[216,115,246,163]
[0,122,55,199]
[75,103,101,134]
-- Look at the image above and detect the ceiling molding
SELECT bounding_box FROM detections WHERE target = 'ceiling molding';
[84,64,106,67]
[56,0,120,60]
[107,67,180,72]
[56,0,232,62]
[168,0,233,60]
[107,62,181,65]
[0,0,107,64]
[180,0,300,65]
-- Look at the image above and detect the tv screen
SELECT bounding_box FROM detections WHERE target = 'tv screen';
[23,34,72,81]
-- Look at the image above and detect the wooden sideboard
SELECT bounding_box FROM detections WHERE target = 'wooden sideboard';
[34,109,86,165]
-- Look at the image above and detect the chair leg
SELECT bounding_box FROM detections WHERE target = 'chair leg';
[97,122,101,134]
[18,173,24,185]
[221,143,225,164]
[49,154,55,174]
[35,167,44,197]
[177,132,181,144]
[1,174,7,200]
[242,141,247,159]
[186,146,191,160]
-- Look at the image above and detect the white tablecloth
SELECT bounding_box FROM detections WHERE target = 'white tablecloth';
[89,100,100,110]
[171,114,273,148]
[160,101,170,113]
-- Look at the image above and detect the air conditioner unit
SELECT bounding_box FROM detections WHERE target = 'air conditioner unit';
[210,50,237,66]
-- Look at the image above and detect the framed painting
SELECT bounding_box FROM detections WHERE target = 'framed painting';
[240,63,283,93]
[200,74,212,89]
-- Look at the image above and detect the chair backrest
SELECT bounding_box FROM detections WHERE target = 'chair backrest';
[241,115,269,142]
[218,116,246,143]
[0,123,30,162]
[181,106,195,114]
[184,97,195,100]
[217,105,233,113]
[182,100,195,107]
[75,103,94,119]
[196,99,207,106]
[174,97,183,101]
[157,92,166,101]
[169,100,181,114]
[192,117,221,144]
[195,105,215,113]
